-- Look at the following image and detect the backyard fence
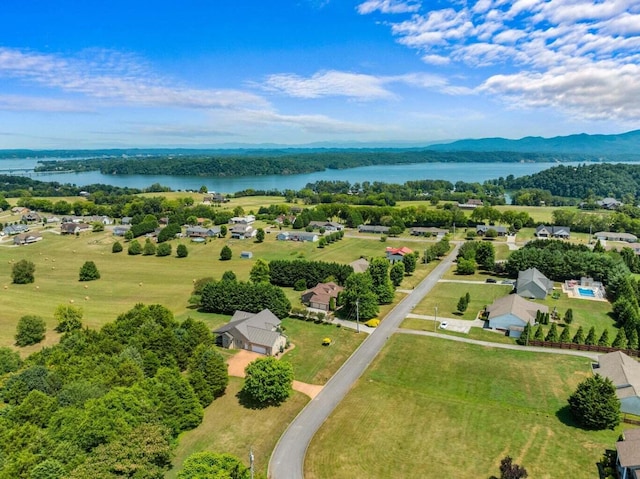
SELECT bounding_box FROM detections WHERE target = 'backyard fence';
[526,340,640,358]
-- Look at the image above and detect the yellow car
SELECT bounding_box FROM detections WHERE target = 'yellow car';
[322,337,332,346]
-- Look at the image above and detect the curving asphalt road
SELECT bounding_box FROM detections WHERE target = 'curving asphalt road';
[268,243,461,479]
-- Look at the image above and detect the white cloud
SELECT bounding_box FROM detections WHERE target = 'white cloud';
[0,95,93,113]
[357,0,421,15]
[0,48,268,111]
[261,70,463,99]
[372,0,640,121]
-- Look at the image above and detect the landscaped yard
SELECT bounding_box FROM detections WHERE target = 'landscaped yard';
[281,318,365,384]
[412,281,513,320]
[400,317,517,344]
[305,334,621,479]
[168,377,309,478]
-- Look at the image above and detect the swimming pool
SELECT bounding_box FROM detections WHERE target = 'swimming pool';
[578,288,596,297]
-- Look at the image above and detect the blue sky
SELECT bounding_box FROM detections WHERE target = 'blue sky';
[0,0,638,148]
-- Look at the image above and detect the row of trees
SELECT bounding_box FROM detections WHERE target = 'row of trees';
[519,323,639,350]
[268,259,354,289]
[199,278,291,319]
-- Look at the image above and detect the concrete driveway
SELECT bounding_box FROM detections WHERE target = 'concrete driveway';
[405,313,485,333]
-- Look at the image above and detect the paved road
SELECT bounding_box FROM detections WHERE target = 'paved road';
[397,329,600,360]
[268,243,461,479]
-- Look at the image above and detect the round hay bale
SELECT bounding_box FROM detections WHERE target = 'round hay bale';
[85,296,89,301]
[84,285,88,289]
[69,299,74,303]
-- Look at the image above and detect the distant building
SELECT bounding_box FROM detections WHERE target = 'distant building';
[457,199,483,209]
[595,232,638,243]
[276,231,318,242]
[357,225,389,234]
[535,225,570,239]
[410,227,448,238]
[476,225,507,236]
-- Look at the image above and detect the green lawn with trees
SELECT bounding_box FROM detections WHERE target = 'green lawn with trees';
[305,334,621,479]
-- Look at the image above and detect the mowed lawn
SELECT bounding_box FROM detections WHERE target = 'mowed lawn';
[0,229,389,350]
[305,335,621,479]
[412,281,513,320]
[169,378,309,478]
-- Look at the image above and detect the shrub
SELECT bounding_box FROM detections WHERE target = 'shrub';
[15,315,46,346]
[79,261,100,281]
[176,244,189,258]
[219,245,232,261]
[294,279,307,291]
[112,241,123,253]
[128,240,142,255]
[11,259,35,284]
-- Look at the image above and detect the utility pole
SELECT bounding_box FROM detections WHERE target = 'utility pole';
[356,299,360,333]
[250,447,254,479]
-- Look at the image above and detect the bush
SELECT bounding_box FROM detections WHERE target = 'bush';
[79,261,100,281]
[568,374,620,430]
[128,239,142,255]
[219,245,232,261]
[156,242,172,257]
[15,315,46,346]
[176,244,188,258]
[241,357,293,405]
[112,241,123,253]
[293,279,307,291]
[54,304,83,333]
[11,259,35,284]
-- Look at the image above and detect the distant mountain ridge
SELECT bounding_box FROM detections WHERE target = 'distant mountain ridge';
[428,130,640,155]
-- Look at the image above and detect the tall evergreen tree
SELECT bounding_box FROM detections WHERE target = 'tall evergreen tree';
[598,329,610,347]
[559,325,571,343]
[612,328,628,349]
[585,326,597,345]
[545,323,558,342]
[572,326,585,345]
[628,328,639,350]
[534,324,545,341]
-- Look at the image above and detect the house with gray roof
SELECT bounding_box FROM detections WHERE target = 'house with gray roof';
[516,268,554,299]
[214,309,286,356]
[4,224,29,236]
[308,220,343,231]
[410,227,448,238]
[535,225,571,239]
[476,224,507,236]
[276,231,318,242]
[595,231,638,243]
[357,224,389,234]
[595,351,640,416]
[616,429,640,479]
[486,294,548,338]
[186,225,221,238]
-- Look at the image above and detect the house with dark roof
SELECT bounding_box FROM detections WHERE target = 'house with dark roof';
[301,282,344,311]
[516,268,554,299]
[486,295,548,338]
[60,222,91,235]
[186,225,221,238]
[113,225,131,236]
[385,246,414,263]
[597,197,623,210]
[21,212,41,223]
[595,231,638,243]
[410,227,448,238]
[594,351,640,416]
[213,309,286,356]
[230,224,256,239]
[476,224,507,236]
[308,220,343,231]
[13,233,42,245]
[535,225,570,239]
[4,224,29,236]
[358,225,389,234]
[616,429,640,479]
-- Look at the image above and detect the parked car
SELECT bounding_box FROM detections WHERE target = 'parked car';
[439,321,449,329]
[486,278,497,283]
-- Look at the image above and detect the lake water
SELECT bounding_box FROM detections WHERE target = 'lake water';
[0,158,626,193]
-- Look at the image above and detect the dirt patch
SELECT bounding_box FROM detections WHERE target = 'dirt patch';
[292,380,323,399]
[226,349,262,377]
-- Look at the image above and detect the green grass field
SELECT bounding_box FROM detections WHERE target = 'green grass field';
[412,282,513,320]
[400,318,517,344]
[168,377,309,478]
[305,334,621,479]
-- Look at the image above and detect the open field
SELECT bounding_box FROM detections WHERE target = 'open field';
[305,334,621,479]
[412,281,513,320]
[281,318,365,384]
[169,377,309,478]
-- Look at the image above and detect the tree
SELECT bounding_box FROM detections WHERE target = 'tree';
[402,252,418,275]
[568,374,620,430]
[91,222,104,233]
[255,227,265,243]
[389,262,405,287]
[559,325,571,343]
[593,239,605,253]
[628,328,639,350]
[490,456,528,479]
[294,278,307,291]
[598,329,610,346]
[156,242,172,257]
[484,228,498,240]
[219,225,227,238]
[221,270,236,282]
[30,459,67,479]
[545,322,558,342]
[242,356,294,405]
[585,326,597,345]
[12,259,35,284]
[563,308,574,324]
[368,257,395,304]
[78,261,100,281]
[457,295,468,313]
[177,452,250,479]
[456,258,477,275]
[124,230,134,241]
[220,245,232,261]
[188,344,229,407]
[0,347,22,374]
[112,241,123,253]
[572,326,585,344]
[533,324,544,341]
[128,239,142,255]
[143,238,156,256]
[341,273,379,320]
[176,244,189,258]
[54,304,83,333]
[475,241,496,270]
[612,328,628,349]
[15,315,46,346]
[250,259,270,284]
[516,323,531,345]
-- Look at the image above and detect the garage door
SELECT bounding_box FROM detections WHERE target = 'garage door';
[251,345,267,355]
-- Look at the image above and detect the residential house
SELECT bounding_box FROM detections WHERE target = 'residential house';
[308,220,343,231]
[230,224,256,239]
[357,225,389,234]
[274,214,296,226]
[229,215,255,225]
[45,216,61,224]
[61,216,85,224]
[213,309,286,356]
[202,193,227,204]
[113,225,131,236]
[301,282,344,311]
[410,227,448,238]
[595,231,638,243]
[350,257,370,273]
[535,225,571,239]
[594,351,640,416]
[3,224,29,236]
[21,212,41,223]
[457,199,483,209]
[476,225,507,236]
[616,429,640,479]
[11,207,29,215]
[60,222,91,235]
[486,294,548,338]
[186,225,221,238]
[85,215,113,225]
[121,216,132,225]
[276,231,318,242]
[385,246,414,263]
[13,233,42,245]
[597,197,623,210]
[516,268,554,299]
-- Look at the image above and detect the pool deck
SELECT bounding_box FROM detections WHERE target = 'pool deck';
[561,283,608,302]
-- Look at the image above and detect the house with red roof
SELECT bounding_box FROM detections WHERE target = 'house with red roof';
[385,246,414,263]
